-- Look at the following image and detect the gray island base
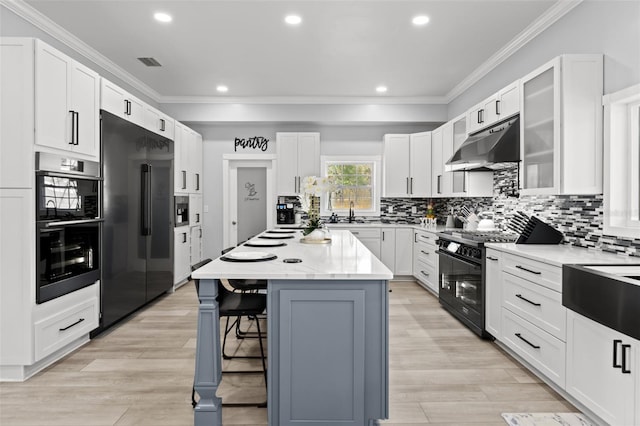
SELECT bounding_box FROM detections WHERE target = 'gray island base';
[192,230,392,425]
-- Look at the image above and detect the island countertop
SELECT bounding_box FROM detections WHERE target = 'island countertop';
[191,229,393,280]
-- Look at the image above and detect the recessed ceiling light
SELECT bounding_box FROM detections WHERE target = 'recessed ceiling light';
[154,12,172,23]
[216,85,229,93]
[376,86,388,93]
[285,15,302,25]
[412,15,430,26]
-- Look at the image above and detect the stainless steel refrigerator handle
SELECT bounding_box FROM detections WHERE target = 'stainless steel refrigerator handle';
[147,164,152,235]
[141,164,152,236]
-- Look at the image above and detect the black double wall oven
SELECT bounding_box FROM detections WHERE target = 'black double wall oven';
[36,153,102,304]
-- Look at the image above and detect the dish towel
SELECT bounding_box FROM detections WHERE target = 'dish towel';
[502,413,595,426]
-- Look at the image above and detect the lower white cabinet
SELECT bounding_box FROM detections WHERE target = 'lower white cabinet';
[566,310,638,426]
[174,227,191,285]
[380,228,396,273]
[190,226,203,267]
[413,229,438,293]
[344,228,381,260]
[484,248,502,339]
[394,228,413,275]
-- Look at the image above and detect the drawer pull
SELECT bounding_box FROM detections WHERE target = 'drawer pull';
[420,250,429,255]
[515,294,541,307]
[515,332,540,349]
[622,344,631,374]
[515,265,541,275]
[613,339,622,368]
[421,270,429,277]
[59,318,85,332]
[352,231,359,235]
[486,256,499,261]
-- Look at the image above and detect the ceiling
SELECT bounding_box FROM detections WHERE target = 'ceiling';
[20,0,567,103]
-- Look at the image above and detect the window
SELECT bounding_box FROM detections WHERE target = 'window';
[603,84,640,238]
[320,156,381,216]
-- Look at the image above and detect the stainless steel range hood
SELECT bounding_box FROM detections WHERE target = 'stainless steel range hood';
[446,116,520,171]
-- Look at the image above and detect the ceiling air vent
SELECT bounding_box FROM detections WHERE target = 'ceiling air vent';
[138,57,162,67]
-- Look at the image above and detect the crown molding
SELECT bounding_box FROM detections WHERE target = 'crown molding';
[1,0,162,102]
[445,0,583,103]
[159,95,449,105]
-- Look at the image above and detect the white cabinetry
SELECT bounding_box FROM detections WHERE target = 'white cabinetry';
[383,133,431,197]
[276,132,320,195]
[189,194,203,228]
[394,228,414,275]
[380,228,396,273]
[431,127,450,197]
[520,55,603,195]
[190,226,203,267]
[347,228,381,260]
[484,248,502,339]
[35,40,99,159]
[174,122,202,194]
[143,105,174,139]
[566,311,638,426]
[174,227,191,285]
[1,38,33,188]
[413,229,438,294]
[468,80,520,134]
[100,78,144,127]
[499,253,566,387]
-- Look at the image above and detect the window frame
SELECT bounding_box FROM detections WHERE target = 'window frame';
[603,84,640,238]
[320,155,381,217]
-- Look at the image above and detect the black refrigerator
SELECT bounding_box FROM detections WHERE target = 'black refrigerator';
[99,110,174,331]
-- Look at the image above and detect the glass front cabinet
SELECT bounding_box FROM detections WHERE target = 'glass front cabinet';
[520,55,603,195]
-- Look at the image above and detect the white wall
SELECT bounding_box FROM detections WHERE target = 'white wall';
[190,122,438,259]
[448,0,640,118]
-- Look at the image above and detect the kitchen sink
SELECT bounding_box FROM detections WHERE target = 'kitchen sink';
[563,264,640,340]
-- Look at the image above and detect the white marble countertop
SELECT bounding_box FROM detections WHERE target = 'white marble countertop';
[192,229,393,280]
[485,242,640,267]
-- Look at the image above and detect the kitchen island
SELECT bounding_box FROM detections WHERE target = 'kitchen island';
[191,229,393,426]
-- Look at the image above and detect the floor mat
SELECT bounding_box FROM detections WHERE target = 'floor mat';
[502,413,595,426]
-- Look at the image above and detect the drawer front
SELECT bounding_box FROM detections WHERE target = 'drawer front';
[34,297,99,360]
[415,230,437,245]
[503,253,561,292]
[502,308,566,388]
[348,228,380,239]
[414,260,437,293]
[503,272,566,341]
[415,242,436,267]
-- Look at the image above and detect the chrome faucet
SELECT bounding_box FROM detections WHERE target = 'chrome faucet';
[348,201,355,223]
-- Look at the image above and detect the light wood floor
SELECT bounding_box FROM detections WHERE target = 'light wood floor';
[0,280,576,425]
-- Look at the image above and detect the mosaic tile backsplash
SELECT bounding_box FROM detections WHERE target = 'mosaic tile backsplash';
[314,167,638,257]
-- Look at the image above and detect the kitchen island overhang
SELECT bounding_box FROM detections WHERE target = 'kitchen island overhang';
[192,230,392,426]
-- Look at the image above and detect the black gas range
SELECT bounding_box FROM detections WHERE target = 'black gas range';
[436,230,517,338]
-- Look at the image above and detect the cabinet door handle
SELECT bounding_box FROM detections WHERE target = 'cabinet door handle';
[515,265,541,275]
[486,256,498,261]
[351,231,359,235]
[59,317,84,331]
[515,293,541,307]
[406,177,409,194]
[199,229,202,238]
[496,99,501,115]
[69,110,76,145]
[382,231,385,241]
[196,213,200,223]
[414,233,418,243]
[74,112,79,145]
[421,250,429,255]
[477,109,482,124]
[160,118,165,131]
[462,172,466,193]
[515,332,540,349]
[124,100,129,115]
[183,232,187,243]
[613,339,623,368]
[196,173,200,191]
[410,177,413,194]
[437,175,441,194]
[622,344,631,374]
[420,270,429,277]
[182,171,187,190]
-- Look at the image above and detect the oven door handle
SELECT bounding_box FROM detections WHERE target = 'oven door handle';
[43,218,103,228]
[435,249,481,269]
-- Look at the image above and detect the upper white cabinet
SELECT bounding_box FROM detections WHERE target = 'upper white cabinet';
[431,127,451,197]
[276,132,320,195]
[520,55,603,195]
[383,132,431,198]
[100,78,144,127]
[566,310,638,426]
[468,80,520,134]
[143,104,174,139]
[174,122,202,194]
[35,40,100,159]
